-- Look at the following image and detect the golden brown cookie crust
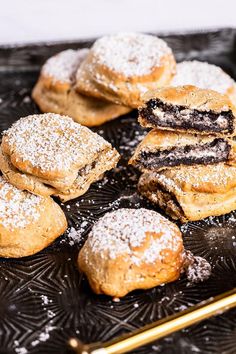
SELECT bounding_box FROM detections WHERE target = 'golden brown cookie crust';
[227,84,236,107]
[78,208,183,297]
[0,139,119,202]
[0,148,57,197]
[138,164,236,222]
[32,74,131,127]
[32,48,131,126]
[141,85,234,113]
[2,114,118,181]
[0,176,67,258]
[75,33,176,108]
[171,60,236,106]
[1,113,120,201]
[158,163,236,194]
[77,53,175,108]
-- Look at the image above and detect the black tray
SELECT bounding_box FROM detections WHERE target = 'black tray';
[0,28,236,354]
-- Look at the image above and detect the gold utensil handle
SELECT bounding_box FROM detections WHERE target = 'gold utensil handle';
[69,288,236,354]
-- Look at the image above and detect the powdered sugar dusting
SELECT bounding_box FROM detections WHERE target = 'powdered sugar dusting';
[156,164,236,192]
[172,60,235,94]
[0,176,42,230]
[3,113,110,173]
[92,33,172,77]
[42,48,89,83]
[175,164,236,190]
[147,172,183,194]
[86,208,181,264]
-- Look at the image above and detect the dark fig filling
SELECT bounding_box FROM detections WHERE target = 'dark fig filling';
[136,138,230,170]
[139,99,234,134]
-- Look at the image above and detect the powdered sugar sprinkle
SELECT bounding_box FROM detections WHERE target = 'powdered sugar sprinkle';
[85,208,182,265]
[3,113,110,173]
[42,48,89,84]
[92,33,172,77]
[172,60,235,94]
[0,176,42,230]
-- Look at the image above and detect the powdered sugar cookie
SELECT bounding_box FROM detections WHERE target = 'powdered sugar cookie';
[172,60,236,106]
[78,208,183,297]
[76,33,176,108]
[0,176,67,258]
[1,113,120,201]
[32,49,131,126]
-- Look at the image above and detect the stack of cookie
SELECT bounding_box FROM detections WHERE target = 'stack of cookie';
[130,85,236,222]
[33,32,176,126]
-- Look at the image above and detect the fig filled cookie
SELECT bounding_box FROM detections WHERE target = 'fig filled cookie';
[78,208,184,297]
[0,176,67,258]
[0,113,120,201]
[32,49,131,126]
[76,33,176,108]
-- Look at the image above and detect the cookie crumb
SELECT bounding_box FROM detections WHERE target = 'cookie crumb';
[183,250,211,283]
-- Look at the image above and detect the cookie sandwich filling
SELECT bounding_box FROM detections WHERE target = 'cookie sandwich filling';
[134,138,231,171]
[139,98,235,134]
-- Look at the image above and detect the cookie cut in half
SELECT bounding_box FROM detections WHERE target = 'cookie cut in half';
[139,85,236,136]
[0,113,120,201]
[78,208,184,297]
[172,60,236,106]
[0,176,67,258]
[76,33,176,108]
[129,128,236,172]
[32,49,131,126]
[138,164,236,222]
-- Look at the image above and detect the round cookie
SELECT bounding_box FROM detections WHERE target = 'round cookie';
[32,48,131,127]
[1,113,117,182]
[38,48,89,93]
[0,176,67,258]
[172,60,236,106]
[75,33,176,108]
[78,208,183,297]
